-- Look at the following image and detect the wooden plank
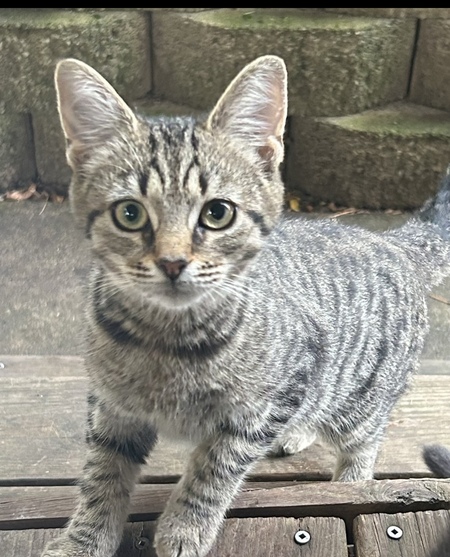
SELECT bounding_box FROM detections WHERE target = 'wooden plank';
[1,479,450,531]
[354,510,450,557]
[0,529,59,557]
[1,355,450,483]
[0,517,348,557]
[209,517,348,557]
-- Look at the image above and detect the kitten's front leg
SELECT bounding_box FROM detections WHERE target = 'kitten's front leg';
[154,420,276,557]
[42,395,157,557]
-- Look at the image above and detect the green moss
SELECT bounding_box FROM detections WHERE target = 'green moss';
[330,105,450,137]
[133,98,203,119]
[189,8,382,31]
[0,8,109,28]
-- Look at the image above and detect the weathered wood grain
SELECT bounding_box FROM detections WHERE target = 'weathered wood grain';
[354,510,450,557]
[0,529,60,557]
[1,479,450,531]
[1,355,449,484]
[208,516,348,557]
[0,517,348,557]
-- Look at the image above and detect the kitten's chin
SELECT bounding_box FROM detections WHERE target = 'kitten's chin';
[148,284,207,311]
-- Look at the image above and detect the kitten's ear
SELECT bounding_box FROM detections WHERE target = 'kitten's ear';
[55,59,138,169]
[206,55,288,169]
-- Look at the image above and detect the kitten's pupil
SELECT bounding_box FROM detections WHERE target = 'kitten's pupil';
[209,203,226,221]
[200,200,236,230]
[123,203,139,222]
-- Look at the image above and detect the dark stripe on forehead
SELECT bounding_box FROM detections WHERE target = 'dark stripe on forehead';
[191,127,200,153]
[191,129,200,167]
[148,130,166,190]
[85,210,102,239]
[199,173,208,195]
[150,157,165,190]
[182,160,196,190]
[148,131,157,153]
[246,210,271,237]
[139,170,149,197]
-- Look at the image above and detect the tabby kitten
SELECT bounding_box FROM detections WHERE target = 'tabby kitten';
[43,56,450,557]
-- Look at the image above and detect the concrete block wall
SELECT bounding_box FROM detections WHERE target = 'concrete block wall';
[2,8,450,209]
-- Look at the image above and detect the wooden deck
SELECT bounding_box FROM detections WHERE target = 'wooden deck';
[1,355,450,556]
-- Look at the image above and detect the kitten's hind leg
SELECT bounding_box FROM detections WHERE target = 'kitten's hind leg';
[332,442,380,481]
[269,423,316,457]
[332,420,389,481]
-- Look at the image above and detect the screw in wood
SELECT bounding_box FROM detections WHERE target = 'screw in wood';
[134,536,150,550]
[387,525,403,540]
[294,530,311,545]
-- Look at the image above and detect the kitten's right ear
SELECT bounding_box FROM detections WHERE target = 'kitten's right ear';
[55,59,138,169]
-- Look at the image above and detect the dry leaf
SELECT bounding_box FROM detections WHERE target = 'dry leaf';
[385,209,403,215]
[430,293,450,306]
[5,183,37,201]
[288,197,301,212]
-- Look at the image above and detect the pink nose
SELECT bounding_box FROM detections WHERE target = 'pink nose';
[157,258,188,281]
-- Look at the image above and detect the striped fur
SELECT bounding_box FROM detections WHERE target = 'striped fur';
[43,56,450,557]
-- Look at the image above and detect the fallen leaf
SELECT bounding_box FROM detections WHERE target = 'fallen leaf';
[430,293,450,306]
[385,209,403,215]
[288,197,301,212]
[5,183,37,201]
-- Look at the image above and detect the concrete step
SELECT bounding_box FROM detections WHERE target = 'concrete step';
[0,8,151,190]
[287,101,450,209]
[325,8,450,19]
[152,8,416,117]
[0,201,449,363]
[0,8,150,112]
[1,7,449,212]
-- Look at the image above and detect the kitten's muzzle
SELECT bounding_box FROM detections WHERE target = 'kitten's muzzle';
[157,257,188,282]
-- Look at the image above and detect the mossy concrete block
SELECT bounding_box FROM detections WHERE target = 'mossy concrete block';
[133,97,205,120]
[50,8,213,12]
[410,19,450,112]
[0,9,151,112]
[286,102,450,209]
[0,112,36,193]
[152,8,416,117]
[32,109,71,189]
[325,8,450,19]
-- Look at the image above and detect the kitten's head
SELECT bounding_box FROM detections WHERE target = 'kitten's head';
[55,56,288,309]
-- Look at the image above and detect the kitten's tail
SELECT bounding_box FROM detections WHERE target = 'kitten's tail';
[389,172,450,287]
[417,170,450,240]
[423,444,450,478]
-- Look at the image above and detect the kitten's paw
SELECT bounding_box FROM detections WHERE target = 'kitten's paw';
[41,535,94,557]
[155,510,219,557]
[269,426,316,458]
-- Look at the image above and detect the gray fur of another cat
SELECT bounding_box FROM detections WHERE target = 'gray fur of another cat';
[43,56,450,557]
[423,445,450,477]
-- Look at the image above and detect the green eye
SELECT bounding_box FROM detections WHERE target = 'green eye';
[199,199,236,230]
[112,200,149,231]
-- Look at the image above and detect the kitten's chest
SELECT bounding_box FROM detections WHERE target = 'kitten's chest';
[88,341,244,437]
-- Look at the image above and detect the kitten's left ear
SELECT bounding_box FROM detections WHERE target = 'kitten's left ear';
[206,55,288,170]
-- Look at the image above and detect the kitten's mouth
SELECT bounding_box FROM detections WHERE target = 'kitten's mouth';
[151,281,206,309]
